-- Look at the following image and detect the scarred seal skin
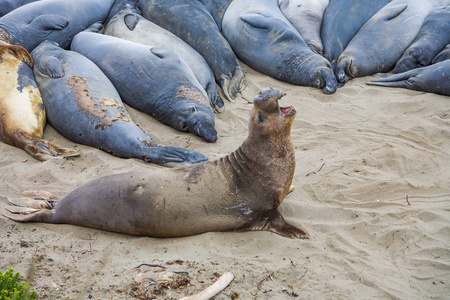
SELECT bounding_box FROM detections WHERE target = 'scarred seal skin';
[104,5,225,113]
[222,0,337,94]
[3,87,309,240]
[278,0,329,55]
[0,0,114,52]
[71,31,218,143]
[138,0,247,102]
[31,41,208,167]
[334,0,445,83]
[392,6,450,74]
[367,60,450,96]
[0,41,80,160]
[321,0,390,68]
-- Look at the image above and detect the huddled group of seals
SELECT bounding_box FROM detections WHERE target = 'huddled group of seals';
[1,0,449,239]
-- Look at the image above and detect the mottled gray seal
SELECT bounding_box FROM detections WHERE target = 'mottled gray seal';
[392,6,450,73]
[0,0,114,52]
[321,0,390,67]
[32,40,208,167]
[222,0,337,94]
[138,0,247,102]
[104,5,224,112]
[334,0,446,83]
[3,87,309,239]
[0,41,80,160]
[367,60,450,96]
[71,31,218,143]
[278,0,329,54]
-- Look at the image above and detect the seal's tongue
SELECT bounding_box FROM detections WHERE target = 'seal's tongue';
[281,108,290,114]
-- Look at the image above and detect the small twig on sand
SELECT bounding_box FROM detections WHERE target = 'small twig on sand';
[406,195,411,206]
[305,163,325,177]
[180,272,234,300]
[257,271,274,293]
[135,263,166,269]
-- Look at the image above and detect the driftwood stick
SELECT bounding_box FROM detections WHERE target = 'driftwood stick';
[180,272,234,300]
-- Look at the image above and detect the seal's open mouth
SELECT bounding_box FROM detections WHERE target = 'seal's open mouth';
[280,106,296,117]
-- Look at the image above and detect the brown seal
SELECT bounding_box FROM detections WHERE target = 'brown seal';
[3,87,309,239]
[0,41,80,160]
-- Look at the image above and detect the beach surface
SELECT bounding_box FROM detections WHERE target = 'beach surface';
[1,64,449,299]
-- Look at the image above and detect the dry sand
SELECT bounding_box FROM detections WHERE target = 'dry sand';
[1,64,449,299]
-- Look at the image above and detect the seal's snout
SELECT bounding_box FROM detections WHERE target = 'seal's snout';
[254,87,285,103]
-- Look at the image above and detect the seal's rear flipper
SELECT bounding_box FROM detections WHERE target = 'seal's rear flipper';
[23,190,59,201]
[9,197,52,209]
[23,137,81,161]
[3,206,52,222]
[265,213,310,239]
[366,72,415,89]
[141,145,208,167]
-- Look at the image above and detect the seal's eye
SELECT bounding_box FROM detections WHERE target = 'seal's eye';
[257,112,265,123]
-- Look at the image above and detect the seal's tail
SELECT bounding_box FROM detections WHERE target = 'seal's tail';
[23,137,81,161]
[2,190,58,222]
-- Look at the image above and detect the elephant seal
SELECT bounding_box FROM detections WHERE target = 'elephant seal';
[0,0,114,52]
[278,0,329,54]
[0,0,40,17]
[104,5,224,113]
[334,0,445,83]
[0,41,80,160]
[195,0,233,31]
[367,60,450,96]
[3,87,309,240]
[32,41,208,167]
[138,0,247,102]
[392,6,450,73]
[104,0,139,26]
[222,0,337,94]
[432,43,450,64]
[71,31,218,143]
[321,0,390,67]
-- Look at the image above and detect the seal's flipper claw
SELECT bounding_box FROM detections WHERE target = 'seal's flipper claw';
[232,66,247,93]
[24,137,80,161]
[23,190,59,201]
[218,75,235,102]
[8,197,52,209]
[209,91,225,113]
[2,207,51,222]
[266,213,310,239]
[4,206,40,215]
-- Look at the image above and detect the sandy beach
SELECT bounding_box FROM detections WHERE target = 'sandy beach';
[1,62,449,299]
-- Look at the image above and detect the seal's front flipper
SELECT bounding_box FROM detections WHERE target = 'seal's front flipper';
[31,15,69,31]
[8,197,52,209]
[36,56,65,78]
[230,66,247,94]
[0,42,33,68]
[142,146,208,167]
[385,4,408,21]
[317,67,337,94]
[23,136,81,161]
[265,212,310,239]
[83,22,103,33]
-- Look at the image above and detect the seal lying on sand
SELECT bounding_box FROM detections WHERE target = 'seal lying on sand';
[3,87,309,239]
[0,0,114,52]
[278,0,329,54]
[104,5,224,113]
[0,41,80,160]
[32,40,208,167]
[392,6,450,74]
[71,31,218,143]
[321,0,390,68]
[367,60,450,96]
[222,0,337,94]
[138,0,247,102]
[334,0,445,83]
